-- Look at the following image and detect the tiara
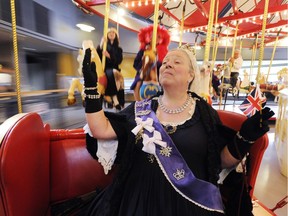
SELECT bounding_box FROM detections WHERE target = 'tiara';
[178,44,196,56]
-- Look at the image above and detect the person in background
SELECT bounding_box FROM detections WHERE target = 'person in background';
[97,27,124,110]
[228,49,243,92]
[212,64,223,101]
[81,44,274,216]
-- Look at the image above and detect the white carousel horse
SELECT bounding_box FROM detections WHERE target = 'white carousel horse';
[199,61,212,104]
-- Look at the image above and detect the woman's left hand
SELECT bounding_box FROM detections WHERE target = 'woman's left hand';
[239,107,274,142]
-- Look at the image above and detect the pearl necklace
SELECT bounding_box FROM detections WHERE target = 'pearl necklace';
[158,94,193,114]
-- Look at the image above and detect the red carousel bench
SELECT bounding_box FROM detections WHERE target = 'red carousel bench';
[0,111,269,216]
[0,113,117,216]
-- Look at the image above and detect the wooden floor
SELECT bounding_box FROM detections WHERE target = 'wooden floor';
[213,99,287,216]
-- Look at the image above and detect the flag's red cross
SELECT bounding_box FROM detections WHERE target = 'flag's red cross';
[239,86,266,117]
[246,95,262,112]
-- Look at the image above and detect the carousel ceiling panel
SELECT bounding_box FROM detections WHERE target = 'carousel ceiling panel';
[123,4,154,19]
[73,0,288,47]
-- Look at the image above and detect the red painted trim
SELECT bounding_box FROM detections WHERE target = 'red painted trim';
[159,4,181,23]
[253,196,277,216]
[218,20,288,38]
[183,4,287,28]
[193,0,209,19]
[230,0,239,15]
[217,4,287,24]
[86,0,121,6]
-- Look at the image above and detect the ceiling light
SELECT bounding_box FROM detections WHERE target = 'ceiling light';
[23,47,37,51]
[117,8,125,16]
[76,23,95,32]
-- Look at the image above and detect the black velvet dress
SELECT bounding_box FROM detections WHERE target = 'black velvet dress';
[85,96,228,216]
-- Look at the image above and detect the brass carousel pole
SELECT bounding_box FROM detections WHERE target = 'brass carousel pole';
[211,0,219,65]
[10,0,22,113]
[249,34,258,82]
[256,0,270,127]
[221,21,239,109]
[210,0,219,103]
[199,0,216,104]
[179,0,186,47]
[256,0,270,84]
[231,20,239,58]
[266,29,281,81]
[229,20,239,99]
[239,38,243,52]
[219,25,230,106]
[102,0,111,70]
[275,89,288,177]
[151,0,160,52]
[204,0,216,62]
[223,25,230,64]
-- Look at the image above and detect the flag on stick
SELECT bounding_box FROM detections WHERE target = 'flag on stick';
[239,85,266,117]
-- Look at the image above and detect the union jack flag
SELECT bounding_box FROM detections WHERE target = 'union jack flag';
[239,85,266,117]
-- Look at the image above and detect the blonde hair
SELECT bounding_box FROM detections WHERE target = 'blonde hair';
[107,27,118,37]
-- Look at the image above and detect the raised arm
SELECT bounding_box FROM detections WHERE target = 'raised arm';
[82,48,117,140]
[221,107,274,168]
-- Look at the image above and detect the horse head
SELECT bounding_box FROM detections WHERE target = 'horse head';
[140,47,157,82]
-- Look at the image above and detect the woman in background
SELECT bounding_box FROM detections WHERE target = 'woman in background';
[97,27,124,110]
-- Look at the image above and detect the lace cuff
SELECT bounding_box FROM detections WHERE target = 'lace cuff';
[83,124,118,174]
[97,139,118,174]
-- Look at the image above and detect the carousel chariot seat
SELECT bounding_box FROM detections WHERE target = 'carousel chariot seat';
[0,111,269,215]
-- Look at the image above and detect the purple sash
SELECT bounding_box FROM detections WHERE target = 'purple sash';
[135,100,224,213]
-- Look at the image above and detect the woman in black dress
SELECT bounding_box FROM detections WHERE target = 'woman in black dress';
[82,44,273,216]
[97,27,124,110]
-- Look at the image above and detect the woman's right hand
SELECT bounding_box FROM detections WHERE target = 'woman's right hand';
[82,48,102,113]
[82,48,98,89]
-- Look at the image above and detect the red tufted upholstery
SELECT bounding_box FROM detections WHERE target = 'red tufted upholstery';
[0,111,268,215]
[50,129,116,203]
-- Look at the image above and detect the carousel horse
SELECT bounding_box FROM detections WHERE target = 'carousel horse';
[139,47,161,100]
[218,63,232,90]
[277,67,288,86]
[259,68,287,103]
[238,70,254,94]
[67,40,107,106]
[132,25,170,101]
[199,61,212,104]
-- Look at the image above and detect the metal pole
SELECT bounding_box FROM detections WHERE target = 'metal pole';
[102,0,111,70]
[10,0,22,113]
[151,0,160,52]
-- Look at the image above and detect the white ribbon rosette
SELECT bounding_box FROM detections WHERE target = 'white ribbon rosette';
[132,117,167,154]
[132,117,154,134]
